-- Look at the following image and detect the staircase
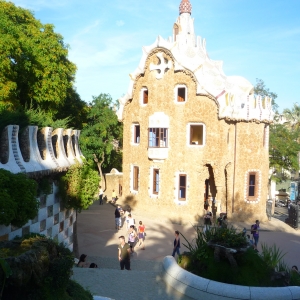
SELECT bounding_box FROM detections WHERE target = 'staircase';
[71,256,191,300]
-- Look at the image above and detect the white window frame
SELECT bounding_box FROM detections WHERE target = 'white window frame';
[174,84,187,104]
[140,87,148,106]
[244,169,261,204]
[173,172,189,204]
[130,164,139,195]
[131,123,140,145]
[148,166,161,198]
[186,122,206,147]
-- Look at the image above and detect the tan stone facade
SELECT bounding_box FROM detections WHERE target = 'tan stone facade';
[117,1,273,222]
[120,48,269,222]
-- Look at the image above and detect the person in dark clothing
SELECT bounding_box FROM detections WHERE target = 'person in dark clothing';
[115,205,122,230]
[172,230,180,257]
[118,235,131,270]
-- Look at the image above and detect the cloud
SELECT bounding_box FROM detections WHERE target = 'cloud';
[116,20,125,27]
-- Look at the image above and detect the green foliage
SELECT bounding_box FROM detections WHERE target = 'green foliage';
[0,1,76,113]
[205,226,248,248]
[1,236,92,300]
[0,258,12,299]
[37,177,52,196]
[181,226,210,261]
[0,105,71,133]
[80,93,123,174]
[260,243,287,272]
[66,280,93,300]
[0,169,38,227]
[269,123,300,180]
[58,160,99,211]
[182,225,247,257]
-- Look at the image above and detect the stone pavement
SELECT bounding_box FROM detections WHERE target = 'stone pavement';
[73,200,300,299]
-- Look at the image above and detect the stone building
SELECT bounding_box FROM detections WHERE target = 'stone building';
[117,0,274,222]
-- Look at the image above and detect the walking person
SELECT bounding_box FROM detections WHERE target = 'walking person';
[128,225,137,254]
[203,211,212,233]
[172,230,181,257]
[112,189,117,203]
[137,221,146,250]
[115,205,121,230]
[118,236,131,270]
[251,220,260,251]
[99,186,103,205]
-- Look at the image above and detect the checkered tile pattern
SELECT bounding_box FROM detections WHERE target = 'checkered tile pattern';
[0,184,75,251]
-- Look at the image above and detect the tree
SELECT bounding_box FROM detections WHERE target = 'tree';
[254,78,278,111]
[80,94,123,189]
[58,161,99,211]
[282,103,300,131]
[269,124,300,181]
[254,79,300,182]
[0,169,38,227]
[0,1,76,113]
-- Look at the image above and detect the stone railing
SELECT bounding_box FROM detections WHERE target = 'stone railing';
[0,125,83,175]
[163,256,300,300]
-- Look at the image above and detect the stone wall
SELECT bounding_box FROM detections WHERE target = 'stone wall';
[0,124,83,250]
[0,182,76,250]
[120,49,269,222]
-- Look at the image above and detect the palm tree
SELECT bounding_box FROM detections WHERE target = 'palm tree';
[283,103,300,130]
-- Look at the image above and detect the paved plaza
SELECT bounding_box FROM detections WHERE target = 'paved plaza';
[73,200,300,299]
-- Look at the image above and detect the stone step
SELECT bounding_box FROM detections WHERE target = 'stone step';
[72,267,191,300]
[83,256,163,272]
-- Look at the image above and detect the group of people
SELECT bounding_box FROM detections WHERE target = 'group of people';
[115,206,146,270]
[77,254,98,268]
[98,187,118,205]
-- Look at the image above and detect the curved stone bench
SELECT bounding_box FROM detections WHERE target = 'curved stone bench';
[163,256,300,300]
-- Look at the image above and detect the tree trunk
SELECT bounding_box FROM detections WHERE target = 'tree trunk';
[93,153,106,191]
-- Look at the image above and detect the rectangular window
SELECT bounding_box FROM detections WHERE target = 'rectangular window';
[134,125,140,144]
[143,90,148,104]
[190,125,203,145]
[133,166,139,191]
[153,169,159,194]
[179,175,186,200]
[248,173,256,197]
[177,87,186,102]
[148,128,168,148]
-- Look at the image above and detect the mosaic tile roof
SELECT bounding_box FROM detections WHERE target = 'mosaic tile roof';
[179,0,192,14]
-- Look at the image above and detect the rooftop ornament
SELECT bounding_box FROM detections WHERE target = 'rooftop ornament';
[179,0,192,15]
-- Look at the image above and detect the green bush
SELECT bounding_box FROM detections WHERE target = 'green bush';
[180,225,295,287]
[1,236,93,300]
[59,160,99,211]
[0,169,38,227]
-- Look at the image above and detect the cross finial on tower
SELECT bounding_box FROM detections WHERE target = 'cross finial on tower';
[179,0,192,15]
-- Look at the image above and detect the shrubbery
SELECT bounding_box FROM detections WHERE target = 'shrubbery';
[58,160,99,211]
[180,225,299,287]
[0,169,38,227]
[0,234,93,300]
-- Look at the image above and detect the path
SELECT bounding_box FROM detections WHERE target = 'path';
[72,201,300,299]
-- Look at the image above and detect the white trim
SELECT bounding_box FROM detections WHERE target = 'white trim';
[186,122,206,147]
[130,164,139,195]
[173,171,189,205]
[174,84,188,104]
[148,166,161,198]
[244,169,261,204]
[130,123,140,146]
[140,87,148,106]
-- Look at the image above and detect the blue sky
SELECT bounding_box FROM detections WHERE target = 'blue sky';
[12,0,300,112]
